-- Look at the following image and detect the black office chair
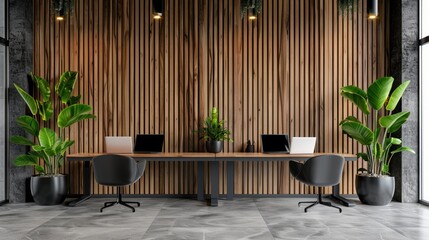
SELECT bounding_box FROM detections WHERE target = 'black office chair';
[289,155,345,213]
[93,154,146,212]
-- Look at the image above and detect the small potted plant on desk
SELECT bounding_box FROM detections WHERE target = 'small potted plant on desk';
[196,107,233,153]
[10,71,96,205]
[340,76,415,205]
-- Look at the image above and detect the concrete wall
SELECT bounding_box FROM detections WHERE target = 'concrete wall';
[8,0,32,203]
[390,0,419,203]
[0,44,5,201]
[0,0,6,202]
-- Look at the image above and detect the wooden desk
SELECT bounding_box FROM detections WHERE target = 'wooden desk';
[67,153,215,206]
[67,152,355,207]
[214,152,356,207]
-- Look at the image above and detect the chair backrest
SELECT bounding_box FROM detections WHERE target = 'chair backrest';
[299,155,345,187]
[93,154,142,186]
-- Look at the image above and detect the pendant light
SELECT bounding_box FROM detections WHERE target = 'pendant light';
[367,0,378,19]
[248,0,257,20]
[248,7,257,20]
[153,0,163,20]
[53,0,74,21]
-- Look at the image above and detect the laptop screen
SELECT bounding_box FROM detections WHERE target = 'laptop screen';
[105,136,134,154]
[289,137,317,154]
[261,134,290,153]
[134,134,164,153]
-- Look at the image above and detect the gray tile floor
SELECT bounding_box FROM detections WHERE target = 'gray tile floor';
[1,197,429,240]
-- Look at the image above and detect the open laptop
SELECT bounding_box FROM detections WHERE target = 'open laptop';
[261,134,290,153]
[105,136,134,154]
[289,137,317,154]
[134,134,165,153]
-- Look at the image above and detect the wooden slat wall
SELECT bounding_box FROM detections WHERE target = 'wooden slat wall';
[32,0,388,195]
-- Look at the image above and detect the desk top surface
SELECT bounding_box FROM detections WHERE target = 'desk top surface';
[67,152,356,160]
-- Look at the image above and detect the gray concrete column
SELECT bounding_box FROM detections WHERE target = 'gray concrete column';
[8,0,33,203]
[390,0,419,203]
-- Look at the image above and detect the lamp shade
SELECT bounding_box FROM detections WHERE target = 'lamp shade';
[248,7,257,20]
[367,0,378,19]
[53,0,73,21]
[153,0,163,19]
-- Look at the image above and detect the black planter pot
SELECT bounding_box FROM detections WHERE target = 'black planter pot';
[206,140,223,153]
[30,174,68,205]
[356,175,395,206]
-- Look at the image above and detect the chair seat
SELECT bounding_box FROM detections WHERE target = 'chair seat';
[93,154,146,212]
[289,155,345,213]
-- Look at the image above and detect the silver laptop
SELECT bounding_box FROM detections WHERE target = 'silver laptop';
[105,136,133,154]
[289,137,317,154]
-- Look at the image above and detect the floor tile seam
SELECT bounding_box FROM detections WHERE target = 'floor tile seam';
[154,215,267,219]
[20,212,69,238]
[145,226,273,230]
[51,214,159,219]
[252,198,277,239]
[26,226,145,229]
[141,202,169,238]
[382,226,416,240]
[344,211,414,240]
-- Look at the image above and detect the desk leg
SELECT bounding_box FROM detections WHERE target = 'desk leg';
[197,161,204,201]
[66,161,92,207]
[210,161,219,206]
[227,161,234,200]
[328,184,355,207]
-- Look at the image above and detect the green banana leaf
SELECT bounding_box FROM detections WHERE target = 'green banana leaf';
[375,143,383,161]
[38,128,58,148]
[387,137,402,145]
[32,145,45,152]
[31,73,51,102]
[55,71,78,104]
[38,100,54,121]
[31,145,51,166]
[60,140,75,155]
[16,115,39,136]
[17,151,46,173]
[339,116,361,125]
[35,165,45,173]
[386,80,410,111]
[14,154,38,166]
[341,85,368,98]
[14,83,38,115]
[57,104,96,128]
[373,127,381,143]
[381,163,389,174]
[28,150,45,159]
[10,136,34,146]
[367,76,394,110]
[341,121,374,145]
[356,152,368,161]
[67,95,82,106]
[340,86,370,114]
[391,146,415,154]
[379,112,410,133]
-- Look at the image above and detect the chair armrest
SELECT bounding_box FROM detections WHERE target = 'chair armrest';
[133,160,147,183]
[289,160,304,178]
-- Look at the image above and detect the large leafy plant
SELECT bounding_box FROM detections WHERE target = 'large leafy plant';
[11,71,96,175]
[196,107,233,142]
[340,76,415,176]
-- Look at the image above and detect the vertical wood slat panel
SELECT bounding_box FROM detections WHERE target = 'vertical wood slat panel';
[33,0,388,196]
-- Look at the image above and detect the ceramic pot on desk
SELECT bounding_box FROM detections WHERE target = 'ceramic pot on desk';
[206,140,223,153]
